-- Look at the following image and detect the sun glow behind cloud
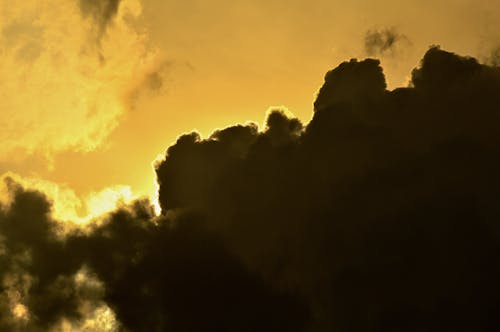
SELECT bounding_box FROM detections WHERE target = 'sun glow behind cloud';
[0,0,158,162]
[2,1,500,330]
[0,173,139,225]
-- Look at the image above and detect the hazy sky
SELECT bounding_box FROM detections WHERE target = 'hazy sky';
[1,0,500,210]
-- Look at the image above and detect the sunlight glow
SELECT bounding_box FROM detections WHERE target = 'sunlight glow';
[0,173,141,225]
[12,303,29,321]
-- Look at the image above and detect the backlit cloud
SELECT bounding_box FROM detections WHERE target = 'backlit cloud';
[0,0,158,162]
[2,47,500,331]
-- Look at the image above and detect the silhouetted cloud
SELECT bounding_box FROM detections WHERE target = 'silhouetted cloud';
[364,27,410,56]
[2,47,500,331]
[0,180,309,331]
[0,180,96,330]
[155,46,500,331]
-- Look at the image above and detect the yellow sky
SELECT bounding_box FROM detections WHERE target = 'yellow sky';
[1,0,500,213]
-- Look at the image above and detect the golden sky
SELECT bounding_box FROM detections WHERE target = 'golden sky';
[2,1,500,330]
[1,0,500,214]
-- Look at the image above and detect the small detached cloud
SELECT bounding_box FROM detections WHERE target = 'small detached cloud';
[364,27,411,56]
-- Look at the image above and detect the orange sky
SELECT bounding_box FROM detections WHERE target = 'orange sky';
[1,0,500,214]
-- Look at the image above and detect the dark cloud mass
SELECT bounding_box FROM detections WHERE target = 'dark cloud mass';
[2,47,500,331]
[364,27,409,56]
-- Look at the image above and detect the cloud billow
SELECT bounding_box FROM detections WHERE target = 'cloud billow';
[2,47,500,331]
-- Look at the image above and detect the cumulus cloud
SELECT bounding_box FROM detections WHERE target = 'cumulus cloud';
[156,46,500,331]
[2,47,500,331]
[0,0,159,163]
[0,182,308,331]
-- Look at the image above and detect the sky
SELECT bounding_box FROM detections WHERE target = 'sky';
[1,0,500,211]
[2,0,500,330]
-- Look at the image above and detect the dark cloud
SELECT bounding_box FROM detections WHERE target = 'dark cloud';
[0,181,309,331]
[78,0,123,34]
[364,27,410,56]
[71,208,309,332]
[156,47,500,331]
[2,47,500,331]
[0,180,90,330]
